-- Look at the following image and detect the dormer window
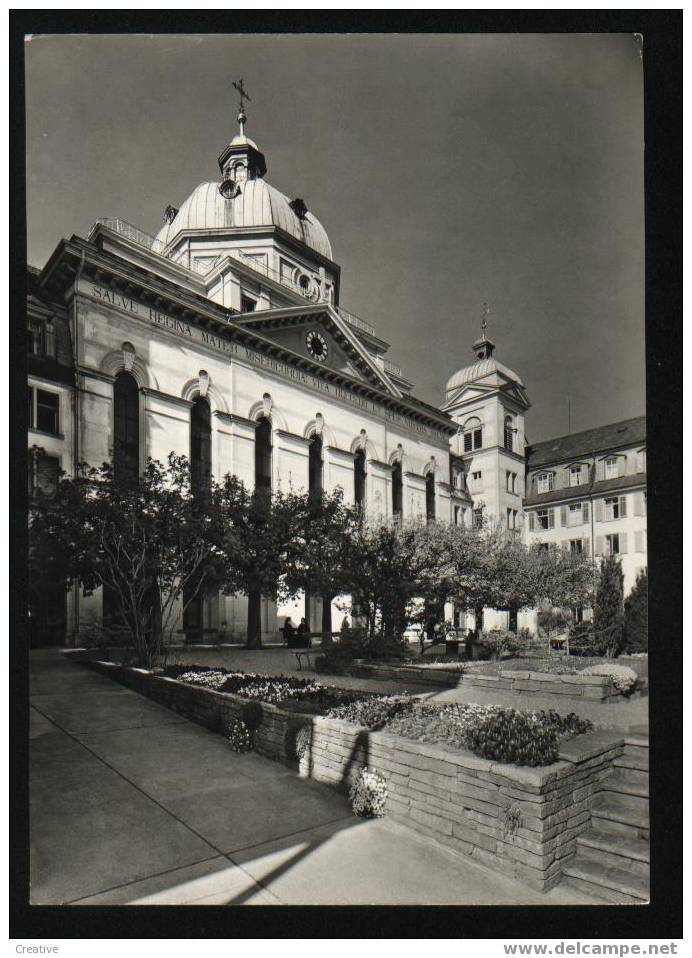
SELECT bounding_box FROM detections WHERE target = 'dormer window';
[28,316,56,359]
[536,472,554,494]
[605,457,619,480]
[569,464,584,487]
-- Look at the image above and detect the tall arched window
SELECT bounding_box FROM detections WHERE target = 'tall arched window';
[190,396,211,497]
[354,449,366,509]
[426,472,436,523]
[308,434,323,500]
[392,462,403,520]
[255,417,272,493]
[504,415,514,452]
[113,371,139,485]
[463,416,483,452]
[184,396,212,641]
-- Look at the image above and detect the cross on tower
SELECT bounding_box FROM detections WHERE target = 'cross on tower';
[481,302,490,334]
[232,79,251,114]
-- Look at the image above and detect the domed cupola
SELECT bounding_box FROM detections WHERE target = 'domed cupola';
[445,307,524,400]
[154,81,333,263]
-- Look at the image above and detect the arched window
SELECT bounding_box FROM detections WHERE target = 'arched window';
[392,462,403,520]
[426,472,436,523]
[190,396,211,497]
[113,371,139,485]
[255,417,272,493]
[354,449,366,509]
[309,434,323,499]
[504,415,514,451]
[463,417,483,452]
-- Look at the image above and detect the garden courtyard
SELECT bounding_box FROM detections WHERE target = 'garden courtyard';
[30,647,648,905]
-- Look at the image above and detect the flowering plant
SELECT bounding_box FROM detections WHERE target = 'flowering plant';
[349,767,387,818]
[177,670,228,690]
[227,718,253,752]
[580,663,638,695]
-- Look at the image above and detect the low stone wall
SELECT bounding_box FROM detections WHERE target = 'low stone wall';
[80,658,623,892]
[339,661,462,688]
[467,669,620,702]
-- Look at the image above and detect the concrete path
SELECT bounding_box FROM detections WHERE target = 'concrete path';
[30,649,596,905]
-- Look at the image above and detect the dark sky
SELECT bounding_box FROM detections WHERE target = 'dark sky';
[25,33,644,443]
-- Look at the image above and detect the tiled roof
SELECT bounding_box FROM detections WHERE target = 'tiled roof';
[523,472,647,507]
[526,416,646,469]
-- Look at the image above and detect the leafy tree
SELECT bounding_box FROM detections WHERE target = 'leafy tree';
[29,455,219,668]
[283,488,360,634]
[593,555,625,657]
[210,477,310,648]
[624,569,648,653]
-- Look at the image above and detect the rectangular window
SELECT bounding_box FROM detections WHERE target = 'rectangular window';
[568,503,583,526]
[473,508,483,529]
[506,507,512,529]
[537,473,553,494]
[454,505,461,526]
[605,457,618,480]
[569,539,583,554]
[29,452,60,497]
[472,471,482,482]
[573,605,584,623]
[240,295,257,313]
[605,533,620,555]
[569,465,583,487]
[28,387,60,435]
[605,496,620,520]
[537,509,550,530]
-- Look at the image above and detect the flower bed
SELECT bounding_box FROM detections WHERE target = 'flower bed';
[76,656,625,892]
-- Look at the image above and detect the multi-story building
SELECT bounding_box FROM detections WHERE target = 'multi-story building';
[26,100,646,645]
[523,416,647,598]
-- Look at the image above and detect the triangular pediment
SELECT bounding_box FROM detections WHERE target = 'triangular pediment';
[233,304,401,396]
[443,377,530,412]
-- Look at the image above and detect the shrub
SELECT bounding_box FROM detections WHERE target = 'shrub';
[325,694,413,729]
[227,718,253,753]
[462,708,560,766]
[568,622,603,657]
[477,629,523,657]
[580,663,638,696]
[533,709,592,738]
[624,570,648,653]
[349,767,387,818]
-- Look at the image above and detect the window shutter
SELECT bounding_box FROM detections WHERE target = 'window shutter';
[634,492,642,516]
[582,501,590,523]
[595,499,603,522]
[620,532,628,554]
[619,495,627,518]
[548,509,555,530]
[529,512,535,532]
[618,457,626,478]
[595,536,604,556]
[44,321,56,359]
[583,537,591,556]
[560,505,568,527]
[634,531,643,553]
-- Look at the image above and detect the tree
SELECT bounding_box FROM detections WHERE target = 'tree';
[624,569,648,653]
[29,455,219,668]
[283,488,360,634]
[210,476,310,648]
[593,555,625,657]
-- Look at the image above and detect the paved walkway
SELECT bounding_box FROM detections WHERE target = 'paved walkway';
[30,649,596,905]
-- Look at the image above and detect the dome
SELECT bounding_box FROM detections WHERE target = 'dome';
[446,356,524,396]
[155,178,333,261]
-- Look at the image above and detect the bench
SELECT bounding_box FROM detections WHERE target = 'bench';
[293,648,317,671]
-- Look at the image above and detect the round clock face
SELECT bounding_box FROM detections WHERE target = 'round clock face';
[306,330,328,361]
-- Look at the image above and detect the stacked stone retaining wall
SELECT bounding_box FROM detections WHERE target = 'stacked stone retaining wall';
[79,657,623,892]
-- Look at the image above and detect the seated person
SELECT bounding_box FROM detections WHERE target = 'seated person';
[282,616,296,648]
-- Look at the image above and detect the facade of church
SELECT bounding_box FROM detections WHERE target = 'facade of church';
[27,110,646,646]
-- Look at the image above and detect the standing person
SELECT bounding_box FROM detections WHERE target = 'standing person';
[296,616,310,648]
[340,616,351,643]
[283,616,295,647]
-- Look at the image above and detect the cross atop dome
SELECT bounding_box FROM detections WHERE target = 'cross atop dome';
[472,302,495,360]
[218,78,267,183]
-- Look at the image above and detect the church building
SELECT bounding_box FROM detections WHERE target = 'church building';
[27,96,646,646]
